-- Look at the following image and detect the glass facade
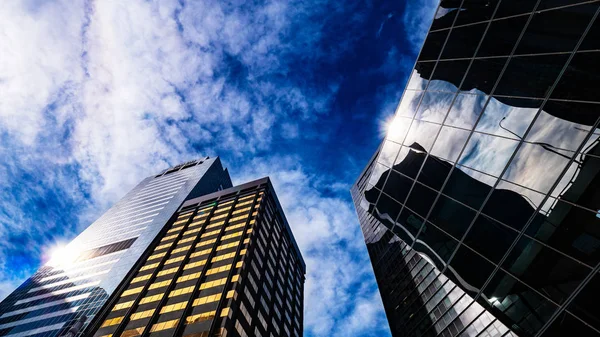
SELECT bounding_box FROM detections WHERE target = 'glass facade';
[88,178,305,337]
[352,1,600,336]
[0,157,232,337]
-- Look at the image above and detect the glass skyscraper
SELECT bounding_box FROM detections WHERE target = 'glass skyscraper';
[0,157,232,337]
[352,1,600,336]
[87,177,305,337]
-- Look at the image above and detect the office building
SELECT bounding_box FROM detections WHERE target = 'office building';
[0,157,233,337]
[352,1,600,336]
[87,177,305,337]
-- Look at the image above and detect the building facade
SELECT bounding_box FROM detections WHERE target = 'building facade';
[0,157,232,337]
[87,177,305,337]
[352,1,600,336]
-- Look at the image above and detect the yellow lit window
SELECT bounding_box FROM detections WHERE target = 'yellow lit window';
[247,228,253,234]
[164,255,185,265]
[185,311,216,325]
[188,220,204,228]
[226,290,235,299]
[183,260,207,270]
[148,280,171,290]
[205,220,225,229]
[221,231,243,241]
[157,266,179,277]
[139,294,163,304]
[192,293,221,306]
[249,219,256,225]
[98,334,113,337]
[216,242,239,251]
[211,213,228,221]
[235,261,243,268]
[225,223,245,231]
[238,194,255,202]
[231,275,240,282]
[121,327,144,337]
[112,300,134,311]
[201,229,220,238]
[196,238,217,248]
[150,318,179,332]
[220,308,231,317]
[190,248,212,258]
[147,252,166,261]
[161,233,179,242]
[140,262,159,272]
[160,300,188,314]
[121,286,143,297]
[178,236,195,245]
[101,316,123,327]
[199,277,228,290]
[154,243,172,252]
[235,200,253,208]
[131,274,152,284]
[166,226,184,234]
[243,238,249,244]
[184,227,201,236]
[228,214,247,223]
[232,207,251,215]
[205,265,231,276]
[130,308,155,321]
[173,219,188,226]
[169,286,195,298]
[171,245,192,255]
[177,272,201,283]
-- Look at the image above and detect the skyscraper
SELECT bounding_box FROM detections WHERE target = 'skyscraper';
[0,157,232,337]
[352,1,600,336]
[86,177,305,337]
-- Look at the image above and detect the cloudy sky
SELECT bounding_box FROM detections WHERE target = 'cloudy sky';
[0,0,437,335]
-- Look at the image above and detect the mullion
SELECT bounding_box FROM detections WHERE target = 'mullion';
[203,190,261,336]
[110,211,197,336]
[136,204,215,337]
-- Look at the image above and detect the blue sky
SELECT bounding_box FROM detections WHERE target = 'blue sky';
[0,0,437,335]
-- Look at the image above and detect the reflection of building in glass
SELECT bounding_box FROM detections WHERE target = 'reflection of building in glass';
[87,178,305,337]
[0,158,233,337]
[352,1,600,336]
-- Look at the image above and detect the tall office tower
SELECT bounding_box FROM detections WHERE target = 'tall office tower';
[87,177,305,337]
[0,157,232,337]
[352,1,600,336]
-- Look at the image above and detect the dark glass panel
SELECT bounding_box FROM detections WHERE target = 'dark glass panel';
[396,207,424,244]
[441,22,489,59]
[419,30,451,61]
[405,181,439,218]
[464,215,518,264]
[478,16,529,57]
[375,192,403,230]
[495,0,538,18]
[415,221,459,266]
[460,57,508,93]
[429,194,476,240]
[415,59,470,93]
[442,165,496,210]
[448,244,495,291]
[502,237,592,305]
[495,54,570,99]
[527,198,600,268]
[568,272,600,331]
[540,311,600,337]
[551,52,600,105]
[516,3,598,55]
[539,0,600,11]
[431,5,461,31]
[454,0,500,26]
[580,16,599,51]
[482,269,559,336]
